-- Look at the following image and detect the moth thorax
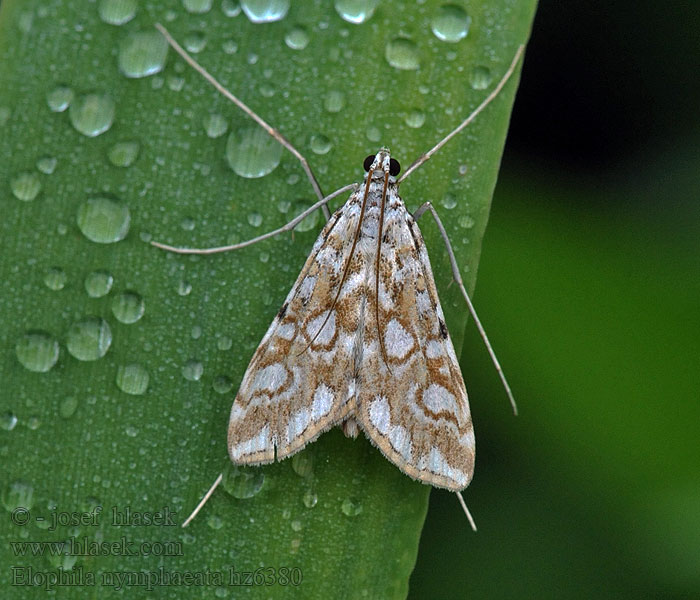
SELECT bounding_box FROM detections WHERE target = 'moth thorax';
[342,417,360,438]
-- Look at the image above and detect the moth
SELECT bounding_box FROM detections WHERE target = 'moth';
[152,24,522,529]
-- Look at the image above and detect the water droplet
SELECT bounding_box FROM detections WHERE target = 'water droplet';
[184,31,207,54]
[59,397,79,419]
[226,127,283,178]
[182,359,203,381]
[44,267,67,291]
[177,280,192,296]
[36,156,57,174]
[323,90,345,113]
[221,0,242,17]
[292,201,320,232]
[341,496,363,517]
[203,113,228,138]
[180,217,196,232]
[2,480,35,511]
[125,425,138,437]
[240,0,289,23]
[431,4,471,43]
[470,65,492,90]
[247,212,263,227]
[116,364,149,395]
[15,331,59,372]
[222,464,265,499]
[207,514,224,530]
[441,193,457,209]
[404,108,425,129]
[458,214,474,229]
[47,86,74,112]
[302,490,317,508]
[182,0,212,14]
[285,26,309,50]
[0,106,9,125]
[1,411,18,431]
[222,38,238,54]
[191,325,202,339]
[291,451,314,478]
[11,171,41,201]
[309,133,332,155]
[77,196,130,244]
[217,336,233,351]
[66,317,112,361]
[291,519,302,532]
[69,93,115,137]
[366,125,381,142]
[84,270,114,298]
[167,75,185,91]
[212,375,233,394]
[27,416,41,430]
[118,31,168,78]
[98,0,137,25]
[334,0,379,24]
[385,37,420,70]
[108,141,140,167]
[111,291,145,324]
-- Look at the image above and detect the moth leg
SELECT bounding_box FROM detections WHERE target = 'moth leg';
[413,202,517,415]
[151,183,357,255]
[181,473,223,528]
[154,23,330,221]
[399,45,524,184]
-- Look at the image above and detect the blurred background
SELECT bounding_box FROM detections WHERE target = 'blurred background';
[411,1,700,597]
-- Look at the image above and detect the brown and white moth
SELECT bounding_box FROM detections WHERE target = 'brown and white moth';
[152,24,522,529]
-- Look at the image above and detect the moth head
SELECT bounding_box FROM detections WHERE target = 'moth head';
[363,148,401,183]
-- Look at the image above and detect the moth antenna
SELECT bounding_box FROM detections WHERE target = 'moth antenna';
[456,491,478,532]
[181,473,223,528]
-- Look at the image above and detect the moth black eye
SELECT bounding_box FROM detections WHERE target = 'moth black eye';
[389,158,401,177]
[363,154,375,172]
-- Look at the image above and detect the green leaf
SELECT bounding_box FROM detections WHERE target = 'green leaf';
[0,1,535,597]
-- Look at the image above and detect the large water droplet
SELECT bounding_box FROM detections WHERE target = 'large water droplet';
[66,317,112,361]
[46,86,74,112]
[182,359,203,381]
[291,451,314,478]
[98,0,137,25]
[44,267,67,291]
[2,480,35,511]
[285,26,309,50]
[240,0,289,23]
[118,31,168,78]
[470,65,492,90]
[111,291,145,324]
[108,141,140,167]
[69,93,115,137]
[334,0,379,24]
[213,375,233,394]
[15,331,59,373]
[11,171,41,201]
[226,127,282,178]
[84,270,114,297]
[221,0,242,17]
[309,133,332,155]
[182,0,213,14]
[431,4,471,43]
[77,196,130,244]
[184,31,207,53]
[116,364,149,395]
[203,113,228,138]
[222,464,265,499]
[385,37,420,70]
[1,411,18,431]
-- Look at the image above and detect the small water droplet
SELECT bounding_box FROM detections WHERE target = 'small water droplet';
[309,133,332,155]
[203,113,228,138]
[292,201,320,232]
[226,127,283,178]
[177,280,193,296]
[182,359,203,381]
[240,0,289,23]
[125,425,138,437]
[207,514,224,530]
[77,196,130,244]
[221,0,241,17]
[44,267,67,291]
[0,106,9,125]
[285,25,309,50]
[182,0,212,14]
[222,38,238,54]
[108,141,140,167]
[213,375,233,394]
[470,65,492,90]
[167,75,185,91]
[116,364,149,395]
[11,171,41,201]
[15,331,59,373]
[98,0,137,25]
[291,451,314,478]
[47,86,74,112]
[111,291,145,324]
[222,464,265,499]
[302,490,317,508]
[1,411,18,431]
[458,163,468,176]
[334,0,379,24]
[441,193,457,209]
[36,156,58,174]
[291,519,302,532]
[247,212,263,227]
[118,31,168,79]
[323,90,345,113]
[217,336,233,351]
[2,480,35,511]
[404,108,425,129]
[431,4,471,43]
[84,270,114,298]
[69,93,115,137]
[27,416,41,430]
[59,397,79,419]
[184,31,207,54]
[66,317,112,361]
[458,214,474,229]
[341,496,363,517]
[385,37,420,70]
[191,325,202,339]
[366,125,381,142]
